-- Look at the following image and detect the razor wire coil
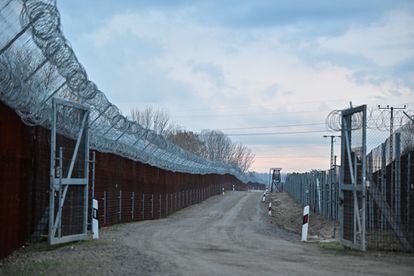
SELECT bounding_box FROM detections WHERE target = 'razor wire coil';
[0,0,263,184]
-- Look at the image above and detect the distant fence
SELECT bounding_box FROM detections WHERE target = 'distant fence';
[284,118,414,252]
[284,168,339,222]
[0,102,265,259]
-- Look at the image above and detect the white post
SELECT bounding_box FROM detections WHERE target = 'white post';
[92,199,99,239]
[268,202,272,216]
[222,187,225,195]
[301,205,309,241]
[232,184,235,191]
[262,192,266,202]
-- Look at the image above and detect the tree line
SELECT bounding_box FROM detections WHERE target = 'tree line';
[130,107,255,172]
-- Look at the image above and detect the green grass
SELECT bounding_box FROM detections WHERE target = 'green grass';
[318,241,344,251]
[317,241,363,256]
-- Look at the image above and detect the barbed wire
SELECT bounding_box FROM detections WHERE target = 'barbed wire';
[0,0,263,184]
[326,107,414,132]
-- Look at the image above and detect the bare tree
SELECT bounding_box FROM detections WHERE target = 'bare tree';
[167,129,206,156]
[130,106,173,136]
[129,107,255,172]
[198,130,255,172]
[235,144,255,173]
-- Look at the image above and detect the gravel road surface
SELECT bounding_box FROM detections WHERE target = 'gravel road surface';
[1,191,413,275]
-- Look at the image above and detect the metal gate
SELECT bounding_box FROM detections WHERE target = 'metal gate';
[339,105,367,250]
[48,98,90,245]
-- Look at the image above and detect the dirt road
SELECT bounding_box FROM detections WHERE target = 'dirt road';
[1,191,413,275]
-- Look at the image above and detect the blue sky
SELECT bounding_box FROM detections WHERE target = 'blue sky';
[58,0,414,172]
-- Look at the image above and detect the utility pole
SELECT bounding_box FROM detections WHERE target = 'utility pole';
[323,135,340,239]
[323,135,341,170]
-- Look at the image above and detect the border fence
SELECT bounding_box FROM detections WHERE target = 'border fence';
[284,168,340,222]
[1,101,265,258]
[284,105,414,252]
[0,0,266,259]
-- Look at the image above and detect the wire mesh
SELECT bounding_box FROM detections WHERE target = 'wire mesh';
[286,109,414,252]
[0,0,262,185]
[366,121,414,251]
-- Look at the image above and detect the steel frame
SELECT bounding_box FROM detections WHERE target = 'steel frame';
[48,97,90,245]
[339,105,367,251]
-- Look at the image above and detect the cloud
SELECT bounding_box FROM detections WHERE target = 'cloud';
[58,1,414,172]
[190,61,227,88]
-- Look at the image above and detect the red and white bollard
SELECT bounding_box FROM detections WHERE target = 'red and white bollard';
[301,205,309,241]
[268,202,272,216]
[92,199,99,239]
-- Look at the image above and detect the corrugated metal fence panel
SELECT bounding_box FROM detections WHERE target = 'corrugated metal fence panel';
[0,102,265,259]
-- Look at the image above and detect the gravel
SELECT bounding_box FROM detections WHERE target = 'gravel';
[1,191,413,275]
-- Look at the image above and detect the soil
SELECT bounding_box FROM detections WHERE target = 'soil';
[1,191,413,275]
[264,191,338,240]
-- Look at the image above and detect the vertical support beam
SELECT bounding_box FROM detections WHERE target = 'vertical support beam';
[151,194,154,219]
[119,190,122,222]
[368,154,374,230]
[91,152,96,199]
[381,142,387,229]
[159,194,162,218]
[166,194,168,216]
[83,110,90,235]
[48,99,57,243]
[361,105,367,251]
[131,192,135,220]
[103,191,107,225]
[407,153,411,230]
[57,147,63,238]
[339,112,349,243]
[142,194,145,220]
[395,133,401,225]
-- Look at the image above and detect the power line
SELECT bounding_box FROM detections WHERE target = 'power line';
[225,130,331,136]
[192,116,408,133]
[220,122,325,131]
[172,109,322,118]
[255,155,325,159]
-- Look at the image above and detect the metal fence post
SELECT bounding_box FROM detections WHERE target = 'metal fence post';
[142,194,145,220]
[407,153,411,230]
[381,142,387,229]
[151,194,154,219]
[395,133,401,225]
[159,194,162,218]
[103,191,107,225]
[131,192,135,220]
[166,194,168,216]
[119,190,122,222]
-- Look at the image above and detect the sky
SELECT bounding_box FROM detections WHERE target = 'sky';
[57,0,414,173]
